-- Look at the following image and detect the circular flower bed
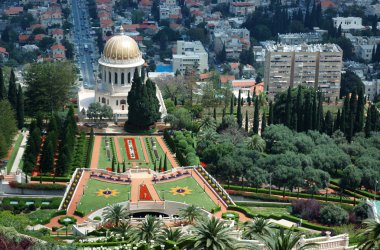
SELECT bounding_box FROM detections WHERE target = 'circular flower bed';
[58,216,77,225]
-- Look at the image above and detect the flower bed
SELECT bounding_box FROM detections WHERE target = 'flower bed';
[61,169,83,210]
[123,138,139,160]
[139,184,153,201]
[8,181,66,190]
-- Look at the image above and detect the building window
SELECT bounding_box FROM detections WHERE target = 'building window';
[128,72,131,83]
[103,71,106,81]
[98,97,100,102]
[107,99,109,105]
[120,99,126,105]
[102,97,106,103]
[116,100,118,106]
[115,72,118,84]
[108,72,111,84]
[121,73,125,85]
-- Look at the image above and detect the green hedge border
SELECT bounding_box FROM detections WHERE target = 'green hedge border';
[228,205,331,232]
[225,185,355,204]
[31,176,70,182]
[1,197,62,209]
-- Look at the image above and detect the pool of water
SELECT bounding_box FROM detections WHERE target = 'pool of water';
[156,65,173,72]
[375,201,380,215]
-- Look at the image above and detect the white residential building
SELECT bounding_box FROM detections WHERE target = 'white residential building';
[264,43,343,100]
[278,32,323,45]
[332,17,365,31]
[363,79,380,100]
[173,41,209,74]
[213,28,250,60]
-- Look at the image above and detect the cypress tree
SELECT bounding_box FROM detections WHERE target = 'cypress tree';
[365,108,372,137]
[56,152,68,176]
[159,157,162,172]
[230,95,234,115]
[291,111,297,131]
[347,115,354,143]
[164,154,168,172]
[355,88,364,133]
[213,107,216,120]
[370,105,378,131]
[174,97,177,106]
[237,90,242,128]
[303,92,312,131]
[316,91,323,132]
[261,112,266,134]
[312,93,317,130]
[324,111,334,136]
[247,92,251,106]
[40,137,55,174]
[285,87,291,126]
[123,160,126,172]
[117,162,120,173]
[296,86,303,131]
[334,109,341,131]
[342,94,350,134]
[268,101,274,125]
[8,69,17,110]
[153,160,157,172]
[0,67,5,100]
[253,97,260,134]
[16,84,24,129]
[222,108,226,119]
[112,157,115,172]
[245,110,249,132]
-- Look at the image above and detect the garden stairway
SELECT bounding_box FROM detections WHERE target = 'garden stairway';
[130,173,161,203]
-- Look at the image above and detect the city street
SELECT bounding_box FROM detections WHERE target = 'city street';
[70,0,97,87]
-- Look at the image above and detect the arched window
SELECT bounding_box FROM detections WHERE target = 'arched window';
[102,97,106,103]
[116,100,118,106]
[108,72,111,84]
[103,71,106,81]
[120,99,126,105]
[128,72,131,83]
[121,73,125,85]
[114,72,118,84]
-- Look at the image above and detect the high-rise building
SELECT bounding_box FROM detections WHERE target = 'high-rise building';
[264,43,343,99]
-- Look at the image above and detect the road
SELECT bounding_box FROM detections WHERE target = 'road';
[70,0,97,87]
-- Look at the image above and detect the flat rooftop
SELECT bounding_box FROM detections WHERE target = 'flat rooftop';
[265,43,342,53]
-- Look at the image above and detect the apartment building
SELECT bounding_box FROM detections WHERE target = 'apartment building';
[172,41,209,74]
[332,17,365,31]
[213,28,250,60]
[264,43,343,100]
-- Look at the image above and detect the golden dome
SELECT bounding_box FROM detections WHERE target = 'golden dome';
[103,34,141,61]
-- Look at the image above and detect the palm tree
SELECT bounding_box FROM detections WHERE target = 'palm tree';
[243,217,274,240]
[159,227,184,243]
[179,205,202,224]
[137,215,164,242]
[357,219,380,250]
[102,204,129,228]
[247,135,266,152]
[189,216,252,250]
[199,115,216,130]
[114,220,137,244]
[259,228,317,250]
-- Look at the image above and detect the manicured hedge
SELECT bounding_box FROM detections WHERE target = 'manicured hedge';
[31,176,70,182]
[228,205,331,232]
[235,201,291,208]
[330,180,380,199]
[225,185,355,204]
[2,197,62,209]
[211,206,221,213]
[9,181,66,190]
[74,210,84,217]
[329,184,365,199]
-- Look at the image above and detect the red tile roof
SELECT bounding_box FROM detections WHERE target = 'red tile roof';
[52,29,64,35]
[220,75,235,84]
[19,34,30,42]
[34,34,46,41]
[5,7,23,15]
[0,47,8,54]
[232,79,256,88]
[51,44,65,50]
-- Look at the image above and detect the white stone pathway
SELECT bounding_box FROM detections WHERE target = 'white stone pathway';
[10,131,28,174]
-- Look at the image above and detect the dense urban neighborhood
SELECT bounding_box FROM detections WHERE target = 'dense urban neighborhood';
[1,0,380,249]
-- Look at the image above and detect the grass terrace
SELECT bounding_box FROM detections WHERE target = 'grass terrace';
[76,179,131,215]
[144,137,173,170]
[97,136,113,170]
[154,177,216,211]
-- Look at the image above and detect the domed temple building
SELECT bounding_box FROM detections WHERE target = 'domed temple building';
[78,28,166,121]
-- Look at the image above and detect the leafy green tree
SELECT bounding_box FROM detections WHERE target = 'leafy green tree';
[365,108,372,137]
[340,165,362,201]
[319,203,348,226]
[40,135,55,174]
[102,204,129,227]
[7,69,17,110]
[24,62,75,115]
[0,100,17,158]
[340,71,364,98]
[261,112,266,133]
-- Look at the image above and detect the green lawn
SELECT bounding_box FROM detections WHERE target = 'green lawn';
[76,179,131,215]
[97,136,112,170]
[144,137,173,170]
[244,206,291,217]
[154,177,216,211]
[27,209,57,225]
[6,133,24,174]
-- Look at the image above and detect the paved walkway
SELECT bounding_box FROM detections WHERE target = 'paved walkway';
[90,136,101,169]
[155,136,179,168]
[113,137,122,162]
[130,172,160,202]
[67,171,91,215]
[10,131,28,174]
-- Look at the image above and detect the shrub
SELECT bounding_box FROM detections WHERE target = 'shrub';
[8,181,66,190]
[58,216,77,225]
[74,210,84,217]
[353,202,369,222]
[211,206,221,214]
[319,204,348,226]
[52,226,59,232]
[93,216,101,221]
[222,212,239,222]
[291,199,321,221]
